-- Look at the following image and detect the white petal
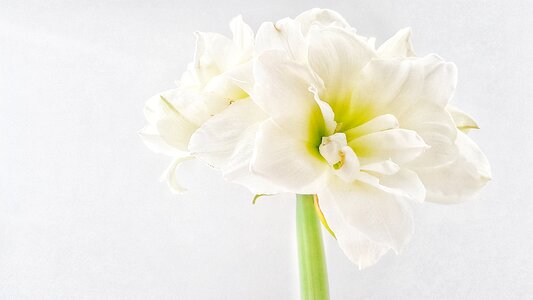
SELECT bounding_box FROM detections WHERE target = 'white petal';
[377,28,416,58]
[415,131,491,204]
[307,25,375,112]
[310,87,337,135]
[170,90,214,126]
[360,160,400,176]
[222,123,286,195]
[367,37,376,49]
[355,55,457,115]
[319,178,414,253]
[182,72,249,127]
[142,92,198,152]
[189,99,266,167]
[190,17,252,89]
[255,18,307,63]
[349,128,429,165]
[161,156,194,194]
[225,61,255,96]
[188,99,284,194]
[403,102,459,168]
[253,50,326,143]
[156,114,197,151]
[229,15,254,55]
[144,89,181,123]
[139,124,186,157]
[179,64,202,91]
[295,8,352,35]
[353,56,459,166]
[179,72,248,127]
[339,231,391,270]
[379,169,426,203]
[447,105,479,133]
[193,32,237,84]
[203,72,248,101]
[344,114,399,141]
[317,192,391,269]
[251,120,329,194]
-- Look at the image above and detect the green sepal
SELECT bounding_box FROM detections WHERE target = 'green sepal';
[252,194,273,204]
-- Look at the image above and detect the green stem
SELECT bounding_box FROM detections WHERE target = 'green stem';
[296,194,330,300]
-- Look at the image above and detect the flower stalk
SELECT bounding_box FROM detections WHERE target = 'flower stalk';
[296,194,330,300]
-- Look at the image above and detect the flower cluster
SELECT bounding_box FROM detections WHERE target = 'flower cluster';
[140,9,491,269]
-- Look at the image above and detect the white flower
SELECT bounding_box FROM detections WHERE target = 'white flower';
[141,9,491,269]
[140,16,272,193]
[198,9,490,268]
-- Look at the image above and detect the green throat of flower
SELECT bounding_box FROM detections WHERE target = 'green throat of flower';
[308,98,376,166]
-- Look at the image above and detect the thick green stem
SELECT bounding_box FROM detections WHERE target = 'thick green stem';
[296,194,330,300]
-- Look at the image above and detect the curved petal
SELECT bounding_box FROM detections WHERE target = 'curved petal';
[307,25,375,113]
[188,100,283,194]
[354,55,459,166]
[171,90,216,126]
[251,120,329,194]
[161,156,195,194]
[155,114,198,151]
[402,102,459,168]
[141,91,198,153]
[194,15,253,78]
[360,160,400,176]
[379,169,426,203]
[377,27,416,58]
[229,15,254,56]
[356,55,457,115]
[203,72,249,101]
[310,87,337,135]
[253,50,326,143]
[319,178,414,253]
[225,61,254,96]
[139,124,186,157]
[447,105,479,133]
[190,17,252,87]
[144,89,181,123]
[179,74,249,127]
[222,123,286,194]
[189,99,266,166]
[193,32,237,85]
[344,114,399,141]
[415,131,491,204]
[255,18,307,63]
[317,192,391,269]
[295,8,352,35]
[349,128,429,165]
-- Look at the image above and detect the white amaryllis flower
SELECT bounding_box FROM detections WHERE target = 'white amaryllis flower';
[139,16,272,193]
[142,9,491,270]
[192,9,490,268]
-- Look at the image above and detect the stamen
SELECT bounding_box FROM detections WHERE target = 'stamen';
[332,151,345,170]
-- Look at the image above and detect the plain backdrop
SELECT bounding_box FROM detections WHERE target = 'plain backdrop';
[1,1,532,299]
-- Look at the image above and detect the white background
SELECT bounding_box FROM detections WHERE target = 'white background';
[1,1,532,299]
